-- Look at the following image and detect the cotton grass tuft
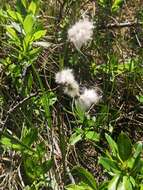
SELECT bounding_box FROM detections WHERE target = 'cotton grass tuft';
[68,18,94,49]
[55,69,79,98]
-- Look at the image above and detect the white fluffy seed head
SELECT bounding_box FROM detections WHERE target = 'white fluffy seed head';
[78,88,100,110]
[55,69,79,98]
[55,69,75,85]
[64,81,79,98]
[68,18,94,49]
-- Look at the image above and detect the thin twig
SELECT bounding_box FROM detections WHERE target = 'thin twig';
[7,92,39,114]
[106,21,143,29]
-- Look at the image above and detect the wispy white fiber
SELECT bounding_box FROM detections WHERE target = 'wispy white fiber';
[55,69,75,85]
[55,69,79,98]
[68,18,94,48]
[78,88,100,109]
[64,81,79,98]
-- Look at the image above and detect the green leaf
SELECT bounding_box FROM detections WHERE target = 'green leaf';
[129,177,135,188]
[105,134,118,156]
[74,100,85,123]
[1,137,16,148]
[33,30,47,41]
[21,127,38,147]
[7,9,23,23]
[28,1,37,15]
[23,156,37,180]
[21,0,27,8]
[99,157,120,173]
[117,133,132,161]
[85,131,100,142]
[99,181,108,190]
[42,159,54,173]
[65,183,93,190]
[40,92,57,107]
[1,134,33,154]
[29,47,40,56]
[16,0,27,15]
[6,26,19,41]
[131,153,142,174]
[26,73,33,94]
[23,33,32,49]
[36,142,46,158]
[98,0,107,7]
[23,14,34,34]
[134,141,143,157]
[69,133,82,145]
[72,166,97,190]
[117,176,133,190]
[108,175,120,190]
[136,95,143,103]
[1,136,23,151]
[140,184,143,190]
[112,0,123,12]
[7,9,17,20]
[123,176,133,190]
[42,159,53,173]
[0,9,8,18]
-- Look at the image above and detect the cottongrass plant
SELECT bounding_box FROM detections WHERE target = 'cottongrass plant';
[55,69,101,110]
[68,18,94,49]
[77,88,101,110]
[55,69,80,98]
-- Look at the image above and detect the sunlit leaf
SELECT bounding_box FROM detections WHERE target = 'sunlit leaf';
[117,133,132,161]
[72,166,97,190]
[42,159,53,173]
[69,133,82,145]
[99,157,120,173]
[112,0,123,12]
[85,131,100,142]
[6,26,19,41]
[65,183,93,190]
[28,1,37,15]
[108,175,120,190]
[21,127,38,147]
[7,9,23,23]
[23,14,34,34]
[136,95,143,103]
[33,30,47,41]
[105,133,118,156]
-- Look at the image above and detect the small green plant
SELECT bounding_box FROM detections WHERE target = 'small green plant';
[99,133,143,190]
[69,104,100,146]
[98,0,124,12]
[1,0,46,91]
[65,166,98,190]
[1,127,53,188]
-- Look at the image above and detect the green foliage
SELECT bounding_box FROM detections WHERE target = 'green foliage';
[136,94,143,103]
[92,57,140,82]
[69,110,100,145]
[65,183,94,190]
[1,129,53,183]
[1,0,46,91]
[71,166,98,190]
[99,133,143,190]
[98,0,124,12]
[112,0,124,12]
[117,132,132,162]
[69,128,100,145]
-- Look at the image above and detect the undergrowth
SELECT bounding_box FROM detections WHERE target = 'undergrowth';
[0,0,143,190]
